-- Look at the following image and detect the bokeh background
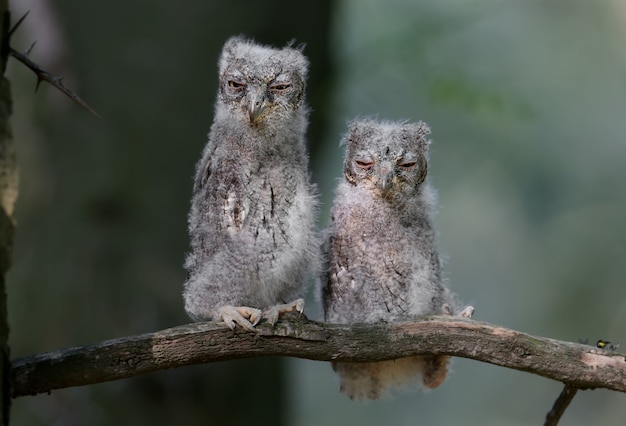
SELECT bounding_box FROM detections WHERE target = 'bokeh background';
[6,0,626,425]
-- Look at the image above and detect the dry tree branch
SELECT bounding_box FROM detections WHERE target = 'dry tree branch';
[544,385,579,426]
[11,316,626,400]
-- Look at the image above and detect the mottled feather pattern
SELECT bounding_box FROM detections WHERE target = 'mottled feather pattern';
[322,119,463,399]
[183,37,320,330]
[182,36,472,395]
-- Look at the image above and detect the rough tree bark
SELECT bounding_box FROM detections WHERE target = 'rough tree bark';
[11,316,626,398]
[0,1,15,424]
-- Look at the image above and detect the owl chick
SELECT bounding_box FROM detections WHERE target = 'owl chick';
[322,119,472,400]
[183,36,320,332]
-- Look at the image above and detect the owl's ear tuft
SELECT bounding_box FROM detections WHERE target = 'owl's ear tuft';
[286,39,307,53]
[344,119,369,147]
[344,126,357,147]
[219,35,252,74]
[282,45,309,79]
[219,36,241,74]
[405,121,432,152]
[223,35,246,49]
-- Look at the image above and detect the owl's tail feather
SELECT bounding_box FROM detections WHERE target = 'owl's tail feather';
[332,355,450,400]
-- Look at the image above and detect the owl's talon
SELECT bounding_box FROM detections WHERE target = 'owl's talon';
[213,305,263,333]
[441,303,474,318]
[248,309,262,326]
[294,298,305,314]
[459,306,474,319]
[263,310,279,326]
[262,298,306,325]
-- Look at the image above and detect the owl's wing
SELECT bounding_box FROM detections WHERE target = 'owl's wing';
[193,141,218,193]
[193,166,209,194]
[322,231,356,319]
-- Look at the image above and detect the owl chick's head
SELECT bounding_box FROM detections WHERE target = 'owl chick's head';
[217,36,308,129]
[342,119,431,199]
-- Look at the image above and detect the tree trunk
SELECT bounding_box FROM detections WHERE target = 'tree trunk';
[0,1,15,424]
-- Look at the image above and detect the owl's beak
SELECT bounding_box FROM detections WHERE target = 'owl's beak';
[247,92,267,124]
[378,165,394,194]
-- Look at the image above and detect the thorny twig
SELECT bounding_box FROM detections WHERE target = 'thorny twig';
[8,10,29,37]
[9,48,101,119]
[8,11,101,119]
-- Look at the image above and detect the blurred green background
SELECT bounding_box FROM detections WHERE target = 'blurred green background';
[6,0,626,425]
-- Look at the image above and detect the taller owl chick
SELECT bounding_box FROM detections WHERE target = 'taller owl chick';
[322,119,472,400]
[183,36,320,332]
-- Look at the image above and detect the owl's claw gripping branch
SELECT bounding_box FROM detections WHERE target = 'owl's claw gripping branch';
[213,305,263,332]
[262,298,305,326]
[442,303,475,318]
[459,306,475,319]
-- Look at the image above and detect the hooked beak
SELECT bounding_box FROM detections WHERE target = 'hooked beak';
[247,91,267,124]
[377,164,394,194]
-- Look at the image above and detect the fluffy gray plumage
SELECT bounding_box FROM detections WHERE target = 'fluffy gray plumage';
[183,36,320,331]
[322,119,472,400]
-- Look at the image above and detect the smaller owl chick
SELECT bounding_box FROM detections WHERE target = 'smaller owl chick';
[322,119,472,400]
[183,36,320,332]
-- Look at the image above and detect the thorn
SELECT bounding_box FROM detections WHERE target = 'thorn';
[25,41,37,56]
[9,10,30,38]
[9,47,102,119]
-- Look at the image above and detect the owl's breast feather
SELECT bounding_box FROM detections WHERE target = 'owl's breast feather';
[224,190,247,233]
